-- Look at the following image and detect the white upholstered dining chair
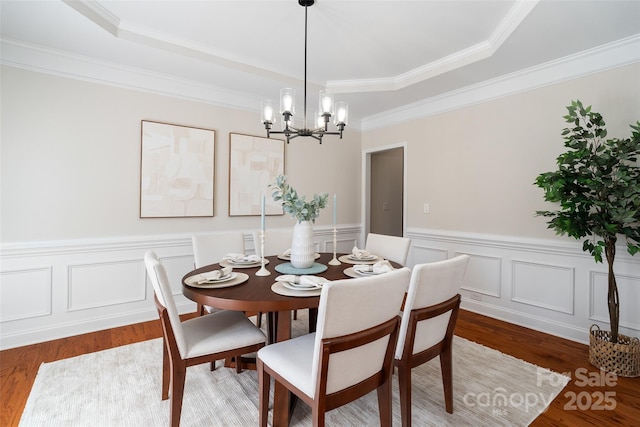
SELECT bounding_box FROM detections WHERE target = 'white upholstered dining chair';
[365,233,411,265]
[257,267,412,427]
[192,232,245,269]
[192,232,267,324]
[144,251,266,427]
[251,228,293,258]
[394,254,469,426]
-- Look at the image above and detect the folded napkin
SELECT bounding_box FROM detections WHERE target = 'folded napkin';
[223,253,261,263]
[193,266,233,284]
[354,260,394,274]
[351,246,373,259]
[280,248,292,257]
[275,275,328,288]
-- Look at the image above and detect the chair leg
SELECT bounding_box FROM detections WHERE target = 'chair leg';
[257,359,270,427]
[161,340,170,400]
[440,343,454,414]
[308,308,318,333]
[397,364,412,427]
[256,312,263,328]
[210,360,216,371]
[377,377,393,427]
[267,312,277,344]
[311,404,325,427]
[169,361,187,427]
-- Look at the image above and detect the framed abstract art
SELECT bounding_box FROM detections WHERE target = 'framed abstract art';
[228,133,284,216]
[140,121,215,218]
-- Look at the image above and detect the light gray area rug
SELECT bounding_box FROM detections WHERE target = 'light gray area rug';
[21,316,569,426]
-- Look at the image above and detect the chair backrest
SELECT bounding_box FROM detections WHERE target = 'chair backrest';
[312,267,411,395]
[192,232,245,268]
[252,228,293,257]
[395,255,469,360]
[365,233,411,265]
[144,251,188,358]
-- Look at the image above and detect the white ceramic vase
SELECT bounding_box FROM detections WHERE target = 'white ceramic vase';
[290,220,315,269]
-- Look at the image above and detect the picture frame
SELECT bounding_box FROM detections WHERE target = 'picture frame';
[140,120,215,218]
[228,133,285,216]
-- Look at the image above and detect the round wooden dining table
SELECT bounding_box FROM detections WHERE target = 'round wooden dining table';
[181,252,401,427]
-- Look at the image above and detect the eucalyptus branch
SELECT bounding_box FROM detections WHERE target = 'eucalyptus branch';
[270,175,328,223]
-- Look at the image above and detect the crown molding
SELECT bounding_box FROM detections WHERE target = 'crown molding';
[326,0,538,93]
[361,34,640,132]
[2,33,637,134]
[0,37,258,111]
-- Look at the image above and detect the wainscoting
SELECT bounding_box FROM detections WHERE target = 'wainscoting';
[0,226,361,350]
[2,227,638,349]
[407,228,640,345]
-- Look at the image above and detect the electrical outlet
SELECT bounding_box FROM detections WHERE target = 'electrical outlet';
[470,292,482,301]
[423,203,430,214]
[383,202,389,211]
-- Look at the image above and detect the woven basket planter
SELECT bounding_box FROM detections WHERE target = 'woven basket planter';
[589,324,640,377]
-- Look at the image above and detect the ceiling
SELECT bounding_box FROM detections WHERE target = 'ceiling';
[1,1,639,128]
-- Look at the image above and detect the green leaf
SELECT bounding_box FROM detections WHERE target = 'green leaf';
[534,100,640,266]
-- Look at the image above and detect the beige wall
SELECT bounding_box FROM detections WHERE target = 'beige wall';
[2,63,639,244]
[363,63,640,240]
[0,66,362,243]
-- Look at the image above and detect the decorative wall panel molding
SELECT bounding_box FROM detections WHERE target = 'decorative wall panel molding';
[589,270,640,332]
[511,260,575,315]
[2,227,638,349]
[406,227,640,344]
[157,254,199,297]
[411,244,448,265]
[0,267,52,322]
[457,252,502,298]
[68,260,147,311]
[0,226,361,349]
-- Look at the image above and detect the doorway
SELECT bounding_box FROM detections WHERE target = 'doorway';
[363,144,406,240]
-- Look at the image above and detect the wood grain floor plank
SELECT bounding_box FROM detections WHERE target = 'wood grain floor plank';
[1,310,638,426]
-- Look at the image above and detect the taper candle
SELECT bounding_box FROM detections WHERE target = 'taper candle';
[261,194,265,231]
[333,194,337,225]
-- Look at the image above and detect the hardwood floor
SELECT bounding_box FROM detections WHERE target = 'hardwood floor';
[2,310,638,426]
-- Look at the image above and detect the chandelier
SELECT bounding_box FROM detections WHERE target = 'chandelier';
[261,0,348,144]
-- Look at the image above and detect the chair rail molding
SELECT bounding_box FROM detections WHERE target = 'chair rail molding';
[3,227,638,349]
[0,226,360,350]
[406,227,640,344]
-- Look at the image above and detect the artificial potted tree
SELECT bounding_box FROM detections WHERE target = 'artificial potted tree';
[534,100,640,377]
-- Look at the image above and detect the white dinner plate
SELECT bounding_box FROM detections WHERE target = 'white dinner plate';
[343,267,384,278]
[184,272,249,289]
[271,281,322,297]
[338,255,380,265]
[353,269,379,276]
[348,254,377,261]
[219,259,268,269]
[206,272,237,283]
[281,281,321,291]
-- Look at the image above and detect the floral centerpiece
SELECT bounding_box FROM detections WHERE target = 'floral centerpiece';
[270,175,328,268]
[270,175,328,223]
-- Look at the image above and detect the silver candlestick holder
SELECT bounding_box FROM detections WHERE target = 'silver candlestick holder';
[328,226,341,265]
[255,229,271,276]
